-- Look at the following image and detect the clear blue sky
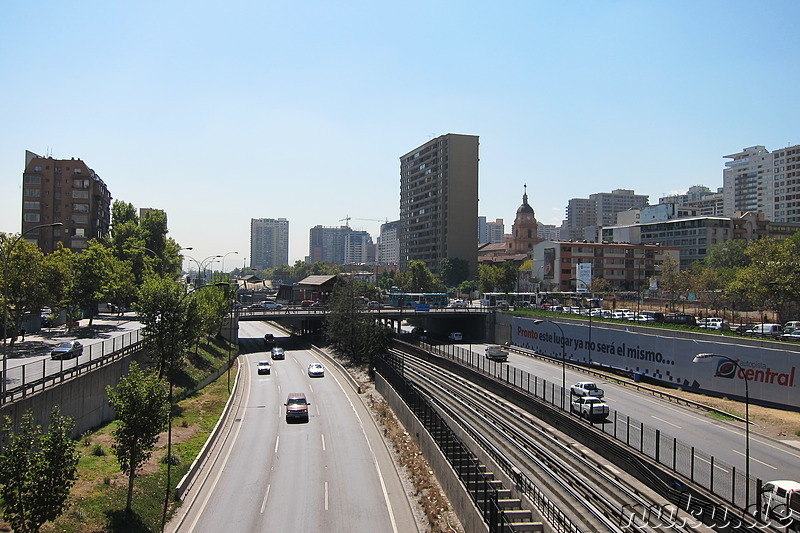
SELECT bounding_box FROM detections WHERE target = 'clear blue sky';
[2,1,798,266]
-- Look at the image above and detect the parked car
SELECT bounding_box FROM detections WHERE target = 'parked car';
[257,360,271,375]
[271,347,285,360]
[284,393,311,422]
[570,396,610,420]
[784,321,800,331]
[629,313,655,323]
[307,363,325,377]
[663,313,697,326]
[781,331,800,341]
[734,323,756,334]
[51,340,83,360]
[745,323,783,337]
[699,318,730,330]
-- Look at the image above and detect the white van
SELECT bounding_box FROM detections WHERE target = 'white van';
[745,323,783,337]
[784,321,800,330]
[760,479,800,524]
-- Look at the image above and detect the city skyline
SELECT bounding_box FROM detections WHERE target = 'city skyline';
[2,2,798,265]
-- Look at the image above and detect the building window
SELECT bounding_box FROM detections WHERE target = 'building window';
[23,213,40,223]
[23,188,41,197]
[23,202,40,210]
[23,175,41,184]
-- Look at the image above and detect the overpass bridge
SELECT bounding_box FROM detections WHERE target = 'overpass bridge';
[237,306,497,342]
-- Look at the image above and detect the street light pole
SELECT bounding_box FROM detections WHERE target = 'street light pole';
[693,353,751,506]
[221,251,239,275]
[161,281,229,531]
[1,222,62,403]
[533,319,567,409]
[571,277,592,365]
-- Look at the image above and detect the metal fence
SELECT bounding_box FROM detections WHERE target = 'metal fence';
[422,341,756,511]
[3,328,145,403]
[376,352,522,533]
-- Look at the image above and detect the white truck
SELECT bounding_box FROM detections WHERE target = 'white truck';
[484,345,508,362]
[760,480,800,528]
[570,396,610,420]
[570,381,605,398]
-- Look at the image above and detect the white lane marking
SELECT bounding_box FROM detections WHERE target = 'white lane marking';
[321,433,326,452]
[185,352,253,532]
[324,481,329,511]
[260,484,271,513]
[731,449,777,469]
[651,415,682,429]
[329,368,398,533]
[274,436,280,454]
[309,384,314,393]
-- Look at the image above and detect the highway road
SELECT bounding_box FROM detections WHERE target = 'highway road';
[169,321,418,533]
[457,342,800,487]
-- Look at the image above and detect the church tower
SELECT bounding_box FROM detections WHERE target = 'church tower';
[506,185,542,254]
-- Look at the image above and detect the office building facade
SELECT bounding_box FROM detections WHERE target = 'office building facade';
[21,150,111,253]
[250,218,289,270]
[399,133,479,276]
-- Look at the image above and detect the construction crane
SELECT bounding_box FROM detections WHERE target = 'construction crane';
[354,217,389,224]
[339,215,351,226]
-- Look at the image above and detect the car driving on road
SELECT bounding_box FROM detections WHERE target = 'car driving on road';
[271,347,285,360]
[257,361,271,375]
[571,396,610,420]
[284,393,310,422]
[51,340,83,360]
[307,363,324,377]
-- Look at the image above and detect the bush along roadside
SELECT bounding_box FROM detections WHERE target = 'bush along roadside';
[16,335,238,533]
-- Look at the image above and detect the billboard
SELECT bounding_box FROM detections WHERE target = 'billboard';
[543,248,555,280]
[576,263,591,292]
[512,316,798,409]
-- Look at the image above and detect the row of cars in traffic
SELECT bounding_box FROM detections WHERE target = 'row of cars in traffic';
[569,381,609,421]
[259,333,324,422]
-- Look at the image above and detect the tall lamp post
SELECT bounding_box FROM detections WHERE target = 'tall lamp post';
[221,251,239,275]
[692,353,751,506]
[2,222,62,403]
[184,254,222,287]
[161,281,229,530]
[533,319,567,409]
[571,277,592,365]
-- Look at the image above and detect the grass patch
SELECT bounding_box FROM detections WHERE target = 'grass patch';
[707,411,738,422]
[28,335,237,533]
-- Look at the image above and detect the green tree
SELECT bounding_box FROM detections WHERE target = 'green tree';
[71,240,114,325]
[324,276,387,367]
[478,264,498,294]
[0,408,79,533]
[104,255,137,314]
[1,237,51,343]
[394,261,442,292]
[497,261,520,294]
[439,258,469,287]
[107,362,170,512]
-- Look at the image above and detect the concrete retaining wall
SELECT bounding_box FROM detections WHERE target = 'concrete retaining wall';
[0,353,141,438]
[375,373,489,533]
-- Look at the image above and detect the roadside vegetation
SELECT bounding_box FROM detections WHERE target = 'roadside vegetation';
[2,336,236,533]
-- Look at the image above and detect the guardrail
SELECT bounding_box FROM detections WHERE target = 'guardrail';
[3,328,145,404]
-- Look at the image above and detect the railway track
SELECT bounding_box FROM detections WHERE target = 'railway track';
[392,347,718,533]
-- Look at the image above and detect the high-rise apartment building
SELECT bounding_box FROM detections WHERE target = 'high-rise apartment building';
[344,230,373,264]
[308,225,348,264]
[478,217,505,244]
[378,220,399,265]
[564,189,649,242]
[399,133,479,276]
[250,218,289,270]
[21,150,111,253]
[723,144,800,223]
